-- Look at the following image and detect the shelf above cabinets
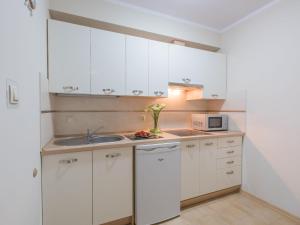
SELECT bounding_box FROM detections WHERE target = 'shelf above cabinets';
[48,19,227,99]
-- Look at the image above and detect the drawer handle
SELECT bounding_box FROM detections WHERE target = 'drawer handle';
[227,140,235,144]
[102,88,115,95]
[186,144,196,148]
[132,90,143,96]
[182,78,191,84]
[211,94,219,98]
[59,158,78,164]
[62,86,79,91]
[154,91,164,96]
[226,170,234,175]
[227,160,235,164]
[227,150,235,154]
[205,142,214,146]
[106,153,121,158]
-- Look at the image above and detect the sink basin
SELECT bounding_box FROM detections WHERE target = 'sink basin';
[54,135,125,146]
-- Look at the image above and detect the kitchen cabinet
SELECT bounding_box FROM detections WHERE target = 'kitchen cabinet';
[181,140,200,201]
[149,40,169,97]
[91,29,126,96]
[181,136,242,201]
[201,52,227,99]
[170,44,227,100]
[169,44,204,85]
[93,147,133,224]
[216,137,242,190]
[42,152,93,225]
[199,139,218,195]
[126,36,149,96]
[48,19,91,94]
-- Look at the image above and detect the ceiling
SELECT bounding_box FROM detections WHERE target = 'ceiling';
[108,0,276,31]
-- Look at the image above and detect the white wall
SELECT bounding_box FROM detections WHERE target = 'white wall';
[0,1,49,225]
[222,0,300,217]
[49,0,221,47]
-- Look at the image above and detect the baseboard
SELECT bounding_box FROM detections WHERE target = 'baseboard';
[180,185,241,209]
[241,191,300,223]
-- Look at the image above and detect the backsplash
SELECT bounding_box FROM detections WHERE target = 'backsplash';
[46,90,208,136]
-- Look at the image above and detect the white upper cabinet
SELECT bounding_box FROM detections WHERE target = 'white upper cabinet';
[91,29,126,96]
[48,19,91,94]
[201,51,227,99]
[126,36,149,96]
[169,44,204,85]
[149,40,169,97]
[170,44,227,99]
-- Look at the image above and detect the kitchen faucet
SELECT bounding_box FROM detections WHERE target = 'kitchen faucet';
[86,126,104,140]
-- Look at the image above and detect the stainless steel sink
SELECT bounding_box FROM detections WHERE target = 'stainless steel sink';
[54,135,125,146]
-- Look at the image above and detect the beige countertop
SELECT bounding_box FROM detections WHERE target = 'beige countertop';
[42,130,245,156]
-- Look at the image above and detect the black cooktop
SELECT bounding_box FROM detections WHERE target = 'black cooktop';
[164,129,212,137]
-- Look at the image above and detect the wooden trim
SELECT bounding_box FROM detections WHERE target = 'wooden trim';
[100,216,132,225]
[49,10,220,52]
[241,191,300,223]
[181,186,241,209]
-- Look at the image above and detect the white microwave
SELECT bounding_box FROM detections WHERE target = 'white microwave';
[192,114,228,131]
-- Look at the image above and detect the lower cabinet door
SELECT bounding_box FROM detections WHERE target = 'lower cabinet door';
[93,148,133,225]
[42,152,93,225]
[216,166,241,190]
[181,141,200,201]
[199,148,217,195]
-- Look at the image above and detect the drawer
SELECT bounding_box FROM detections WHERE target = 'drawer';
[219,136,242,148]
[216,146,241,159]
[217,166,241,190]
[181,140,199,150]
[200,138,218,150]
[217,156,241,169]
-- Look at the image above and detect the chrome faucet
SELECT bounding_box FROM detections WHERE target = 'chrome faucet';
[86,126,104,141]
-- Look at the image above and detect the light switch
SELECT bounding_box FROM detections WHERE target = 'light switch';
[6,79,19,106]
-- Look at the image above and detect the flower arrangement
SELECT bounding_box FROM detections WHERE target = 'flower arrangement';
[146,103,166,134]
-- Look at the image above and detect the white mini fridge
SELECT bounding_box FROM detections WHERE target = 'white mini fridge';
[135,142,181,225]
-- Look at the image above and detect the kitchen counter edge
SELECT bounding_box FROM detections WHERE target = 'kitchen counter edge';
[42,131,245,156]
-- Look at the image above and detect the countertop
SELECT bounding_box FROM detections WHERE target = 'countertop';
[42,130,245,156]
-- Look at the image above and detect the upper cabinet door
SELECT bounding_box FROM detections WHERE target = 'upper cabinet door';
[48,19,91,94]
[126,36,149,97]
[169,44,204,85]
[91,29,126,96]
[149,40,169,97]
[201,52,227,99]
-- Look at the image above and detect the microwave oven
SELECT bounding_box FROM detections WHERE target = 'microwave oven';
[192,114,228,131]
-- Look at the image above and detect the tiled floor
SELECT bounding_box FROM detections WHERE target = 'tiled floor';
[161,192,300,225]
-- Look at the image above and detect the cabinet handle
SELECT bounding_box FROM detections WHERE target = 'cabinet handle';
[227,160,235,164]
[226,170,234,175]
[105,153,121,158]
[182,78,191,84]
[205,142,214,146]
[227,140,235,144]
[102,88,115,95]
[227,150,235,154]
[59,158,78,164]
[211,94,219,98]
[132,90,143,96]
[154,91,164,96]
[186,144,196,148]
[62,86,79,92]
